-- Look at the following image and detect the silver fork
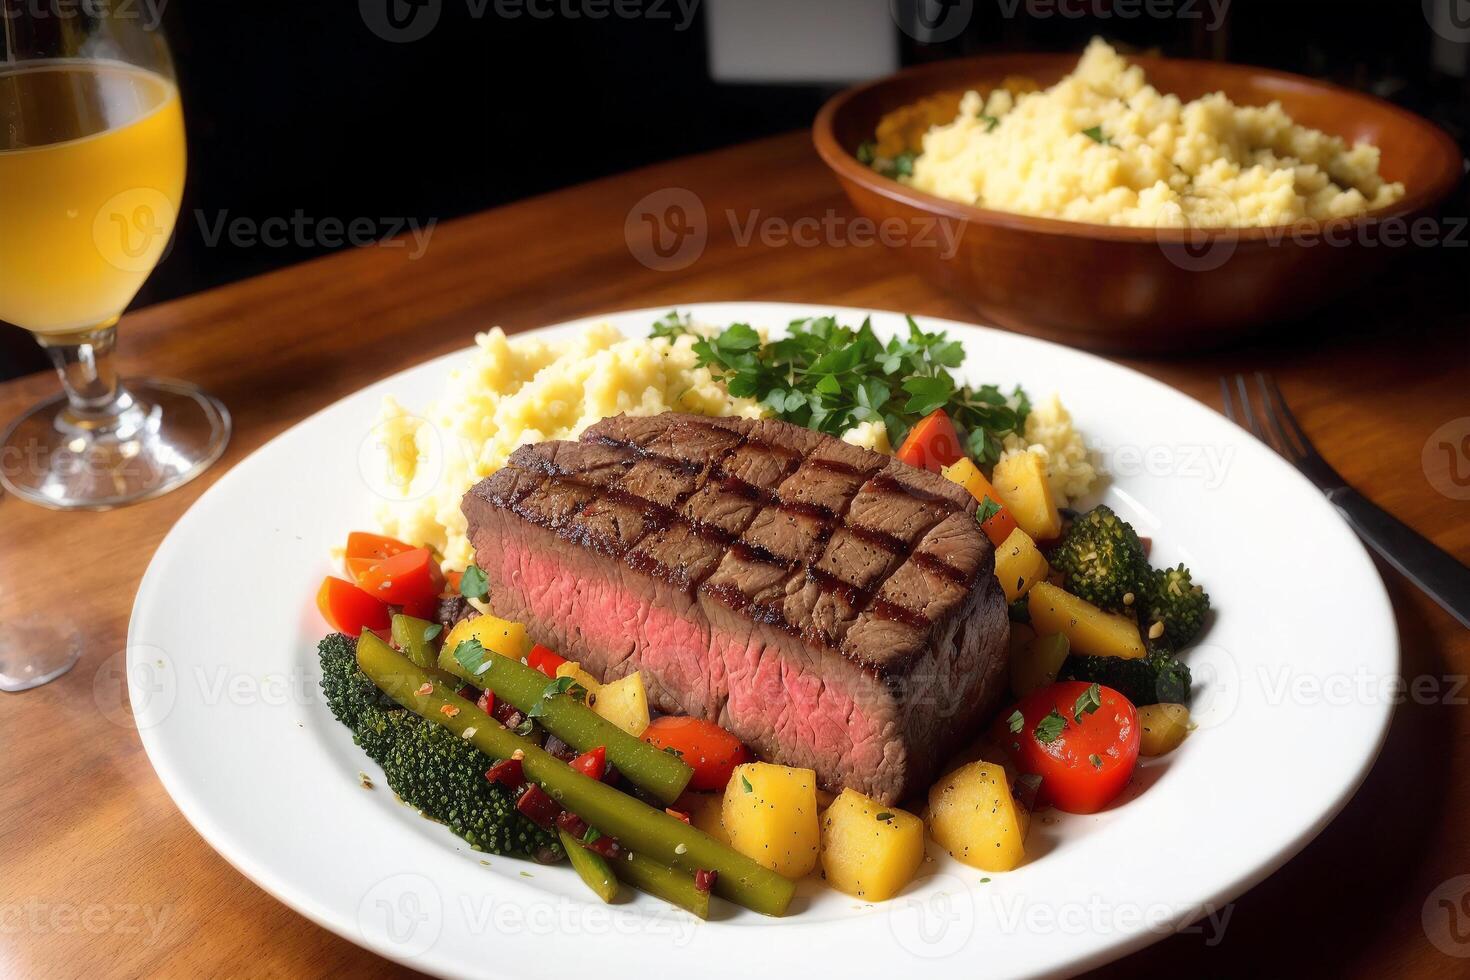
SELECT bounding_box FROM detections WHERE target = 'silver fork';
[1222,373,1470,629]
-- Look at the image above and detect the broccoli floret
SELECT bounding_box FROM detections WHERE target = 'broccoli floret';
[1059,646,1192,706]
[317,634,560,860]
[1049,505,1148,611]
[1140,563,1210,648]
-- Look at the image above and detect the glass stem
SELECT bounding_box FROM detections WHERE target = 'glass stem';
[34,323,142,438]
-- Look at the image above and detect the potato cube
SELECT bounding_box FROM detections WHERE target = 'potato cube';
[820,789,925,901]
[927,761,1028,872]
[722,762,820,878]
[1027,582,1145,659]
[991,451,1062,540]
[994,527,1049,603]
[1010,632,1070,696]
[1138,703,1191,756]
[441,612,532,664]
[554,661,604,705]
[591,670,650,736]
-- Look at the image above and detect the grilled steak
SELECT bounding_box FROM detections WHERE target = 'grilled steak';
[462,413,1009,804]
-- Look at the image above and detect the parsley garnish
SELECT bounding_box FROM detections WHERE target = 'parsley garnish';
[1073,683,1102,724]
[460,565,489,600]
[662,746,685,759]
[649,310,696,341]
[876,811,894,822]
[855,140,877,165]
[1033,709,1067,744]
[583,826,602,844]
[512,718,536,736]
[452,638,491,677]
[656,313,1029,466]
[1082,125,1113,146]
[528,676,589,718]
[1006,709,1025,734]
[976,496,1002,524]
[1089,753,1104,769]
[740,775,753,794]
[423,623,443,641]
[979,113,1000,132]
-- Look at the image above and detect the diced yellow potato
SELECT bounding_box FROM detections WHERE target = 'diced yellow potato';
[555,661,604,706]
[994,527,1049,603]
[927,761,1028,872]
[1138,703,1191,756]
[991,452,1061,540]
[942,457,1002,508]
[674,791,730,845]
[442,613,532,663]
[820,789,926,901]
[722,762,820,878]
[1011,632,1070,696]
[1028,582,1145,659]
[591,671,650,736]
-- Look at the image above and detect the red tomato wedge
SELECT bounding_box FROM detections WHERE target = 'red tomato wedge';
[527,644,568,678]
[896,409,965,473]
[570,746,607,781]
[994,681,1140,814]
[316,577,391,635]
[443,569,463,596]
[354,548,445,606]
[641,716,752,792]
[345,531,415,562]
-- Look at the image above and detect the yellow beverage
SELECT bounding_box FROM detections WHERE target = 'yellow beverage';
[0,61,185,336]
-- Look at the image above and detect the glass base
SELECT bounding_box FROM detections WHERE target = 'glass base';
[0,377,230,511]
[0,615,83,692]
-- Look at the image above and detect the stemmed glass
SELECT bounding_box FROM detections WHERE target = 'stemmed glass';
[0,2,228,689]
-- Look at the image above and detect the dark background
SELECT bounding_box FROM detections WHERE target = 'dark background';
[1,0,1466,378]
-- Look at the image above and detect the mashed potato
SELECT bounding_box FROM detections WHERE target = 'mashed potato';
[1002,394,1097,505]
[375,322,1099,567]
[909,38,1404,228]
[374,323,765,569]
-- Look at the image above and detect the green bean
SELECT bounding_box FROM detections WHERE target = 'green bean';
[390,614,442,670]
[558,830,619,903]
[614,852,709,919]
[436,643,692,806]
[358,633,794,916]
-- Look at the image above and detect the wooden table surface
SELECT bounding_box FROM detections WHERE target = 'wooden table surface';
[2,131,1466,979]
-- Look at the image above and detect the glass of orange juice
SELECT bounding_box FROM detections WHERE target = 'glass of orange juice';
[0,4,229,519]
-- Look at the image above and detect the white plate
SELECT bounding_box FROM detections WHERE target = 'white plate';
[129,303,1397,979]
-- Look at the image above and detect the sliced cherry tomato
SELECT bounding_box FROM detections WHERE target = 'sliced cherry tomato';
[485,758,524,790]
[345,531,415,562]
[528,644,568,678]
[570,746,606,781]
[344,556,378,586]
[397,594,439,621]
[354,547,445,606]
[316,577,391,635]
[993,681,1140,814]
[897,409,964,474]
[641,716,752,792]
[443,569,463,596]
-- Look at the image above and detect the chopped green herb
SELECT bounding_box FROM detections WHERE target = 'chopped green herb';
[1006,709,1025,734]
[1073,682,1102,724]
[649,310,696,341]
[876,811,894,822]
[459,565,489,600]
[979,877,992,883]
[855,140,877,165]
[583,826,602,844]
[452,638,491,676]
[976,496,1003,525]
[653,313,1029,466]
[662,746,685,759]
[1034,709,1067,744]
[422,623,443,641]
[1089,753,1104,769]
[979,113,1000,132]
[512,717,536,736]
[1081,125,1113,146]
[741,775,753,794]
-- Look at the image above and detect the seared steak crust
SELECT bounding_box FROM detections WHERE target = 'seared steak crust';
[463,413,1009,803]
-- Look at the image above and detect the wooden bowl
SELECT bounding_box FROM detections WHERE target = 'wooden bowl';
[813,53,1463,353]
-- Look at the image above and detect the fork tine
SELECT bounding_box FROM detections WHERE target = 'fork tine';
[1258,373,1312,458]
[1219,376,1236,423]
[1234,374,1264,440]
[1255,373,1299,459]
